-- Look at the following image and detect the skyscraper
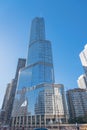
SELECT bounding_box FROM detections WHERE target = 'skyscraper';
[78,44,87,89]
[79,44,87,74]
[77,74,87,89]
[0,58,26,125]
[2,83,12,110]
[15,58,26,80]
[12,17,67,128]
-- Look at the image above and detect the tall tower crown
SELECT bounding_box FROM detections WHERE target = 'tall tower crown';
[26,17,54,83]
[29,17,45,43]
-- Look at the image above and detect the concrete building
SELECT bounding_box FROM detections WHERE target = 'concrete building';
[15,58,26,80]
[2,83,12,110]
[79,44,87,75]
[0,109,5,125]
[67,88,87,119]
[77,74,87,89]
[1,58,26,125]
[77,44,87,89]
[3,79,17,125]
[53,84,68,123]
[11,17,68,128]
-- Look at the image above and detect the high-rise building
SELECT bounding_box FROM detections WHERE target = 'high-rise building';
[2,83,12,110]
[0,83,12,125]
[0,109,5,125]
[77,74,87,89]
[12,17,67,128]
[0,58,26,125]
[67,88,87,119]
[15,58,26,80]
[78,44,87,89]
[79,44,87,74]
[3,79,17,125]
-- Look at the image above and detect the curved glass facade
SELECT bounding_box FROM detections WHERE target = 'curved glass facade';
[12,17,55,117]
[12,84,55,116]
[12,17,67,127]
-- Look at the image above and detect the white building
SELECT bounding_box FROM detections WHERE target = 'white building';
[77,74,87,89]
[79,44,87,74]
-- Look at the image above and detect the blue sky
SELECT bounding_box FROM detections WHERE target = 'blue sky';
[0,0,87,108]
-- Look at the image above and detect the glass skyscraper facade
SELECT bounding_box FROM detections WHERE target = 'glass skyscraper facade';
[12,17,67,128]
